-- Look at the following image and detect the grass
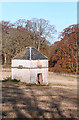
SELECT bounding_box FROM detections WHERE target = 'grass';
[2,77,20,82]
[47,83,67,86]
[20,83,49,86]
[54,72,77,79]
[34,84,49,86]
[21,83,66,87]
[2,77,67,87]
[2,78,66,87]
[34,83,66,86]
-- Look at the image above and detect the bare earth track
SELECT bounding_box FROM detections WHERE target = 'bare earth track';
[0,68,78,119]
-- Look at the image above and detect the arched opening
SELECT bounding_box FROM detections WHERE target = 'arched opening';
[37,73,42,84]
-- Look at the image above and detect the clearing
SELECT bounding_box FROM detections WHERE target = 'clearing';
[1,68,78,119]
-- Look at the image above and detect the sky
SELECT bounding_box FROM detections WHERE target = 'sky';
[1,2,77,43]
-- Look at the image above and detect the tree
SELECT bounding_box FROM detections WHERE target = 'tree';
[2,19,56,65]
[2,21,14,64]
[26,18,57,51]
[50,24,78,74]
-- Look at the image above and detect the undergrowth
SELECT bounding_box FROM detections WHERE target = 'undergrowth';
[2,77,20,82]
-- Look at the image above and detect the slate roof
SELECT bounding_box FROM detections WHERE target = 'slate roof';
[13,47,48,60]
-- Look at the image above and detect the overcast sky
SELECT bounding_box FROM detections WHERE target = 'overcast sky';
[1,2,77,43]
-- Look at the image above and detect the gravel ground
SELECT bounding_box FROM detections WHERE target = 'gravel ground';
[0,69,77,89]
[0,68,78,119]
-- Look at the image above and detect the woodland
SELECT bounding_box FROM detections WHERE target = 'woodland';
[1,18,78,74]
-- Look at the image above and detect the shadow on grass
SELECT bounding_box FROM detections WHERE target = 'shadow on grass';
[2,79,77,119]
[2,77,66,87]
[2,77,20,82]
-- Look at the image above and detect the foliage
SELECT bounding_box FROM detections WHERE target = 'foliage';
[2,18,56,64]
[2,19,78,74]
[49,24,78,74]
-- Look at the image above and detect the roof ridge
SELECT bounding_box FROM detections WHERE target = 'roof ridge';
[13,47,48,60]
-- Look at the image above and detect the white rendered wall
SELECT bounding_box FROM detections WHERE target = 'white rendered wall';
[11,68,30,83]
[12,59,48,68]
[12,59,30,67]
[30,69,37,83]
[11,59,48,84]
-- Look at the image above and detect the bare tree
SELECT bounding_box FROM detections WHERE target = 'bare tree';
[2,19,56,64]
[14,19,27,28]
[26,18,57,51]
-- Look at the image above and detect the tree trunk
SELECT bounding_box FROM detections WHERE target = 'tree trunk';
[38,36,40,51]
[4,53,6,64]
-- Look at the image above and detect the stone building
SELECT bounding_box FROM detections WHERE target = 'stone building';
[11,47,48,84]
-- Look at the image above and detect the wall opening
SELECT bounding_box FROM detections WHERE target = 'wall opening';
[37,73,42,84]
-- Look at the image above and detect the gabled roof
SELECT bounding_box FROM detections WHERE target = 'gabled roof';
[13,47,48,60]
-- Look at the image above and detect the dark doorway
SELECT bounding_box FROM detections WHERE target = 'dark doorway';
[37,73,42,84]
